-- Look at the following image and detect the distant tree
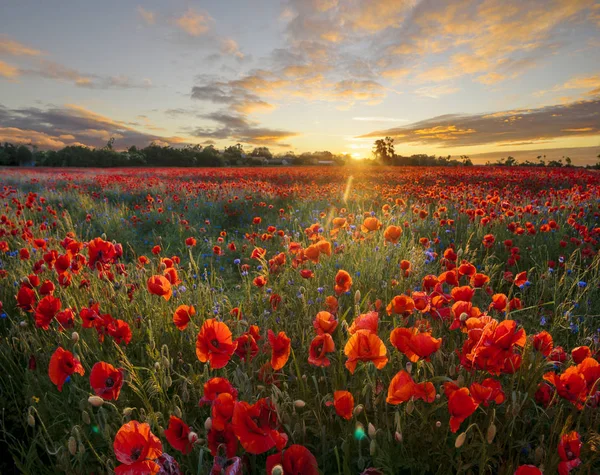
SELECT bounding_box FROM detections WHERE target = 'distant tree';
[373,137,394,163]
[251,147,272,159]
[224,143,244,160]
[16,145,33,165]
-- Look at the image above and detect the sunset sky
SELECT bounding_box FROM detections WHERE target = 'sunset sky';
[1,0,599,162]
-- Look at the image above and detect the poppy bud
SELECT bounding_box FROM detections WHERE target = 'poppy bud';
[20,321,28,327]
[459,312,468,322]
[406,400,414,414]
[154,362,160,370]
[455,432,467,448]
[101,233,107,240]
[395,431,403,442]
[370,439,377,456]
[123,407,134,417]
[82,411,90,425]
[188,431,198,444]
[436,421,442,428]
[354,290,361,305]
[456,374,465,387]
[174,406,182,418]
[165,375,172,387]
[405,361,412,373]
[271,465,284,475]
[68,436,77,455]
[257,385,265,391]
[88,396,104,407]
[78,443,85,454]
[27,412,35,427]
[204,417,212,431]
[294,400,306,408]
[353,404,364,416]
[162,356,170,368]
[71,331,79,343]
[486,424,496,443]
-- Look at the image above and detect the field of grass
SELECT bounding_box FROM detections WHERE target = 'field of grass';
[0,166,599,474]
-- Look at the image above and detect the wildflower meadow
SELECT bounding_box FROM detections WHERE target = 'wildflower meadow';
[0,166,599,475]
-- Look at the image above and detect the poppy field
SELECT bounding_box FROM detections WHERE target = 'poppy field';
[1,166,600,475]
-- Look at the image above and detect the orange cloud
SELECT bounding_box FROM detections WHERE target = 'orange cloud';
[0,35,42,56]
[137,6,156,25]
[174,8,213,36]
[0,60,20,79]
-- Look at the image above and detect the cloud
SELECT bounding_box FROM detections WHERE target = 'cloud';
[0,60,20,79]
[414,85,460,98]
[190,111,299,146]
[535,74,600,98]
[174,8,213,37]
[14,59,154,89]
[0,103,189,150]
[353,117,408,122]
[0,35,42,56]
[137,6,156,25]
[220,38,244,59]
[378,0,597,85]
[359,98,600,146]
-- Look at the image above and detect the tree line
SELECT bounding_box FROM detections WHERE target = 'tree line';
[1,137,598,168]
[0,140,348,168]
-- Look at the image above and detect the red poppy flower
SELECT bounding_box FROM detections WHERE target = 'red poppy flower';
[514,465,542,475]
[386,370,435,405]
[113,420,162,474]
[386,295,415,317]
[514,271,528,287]
[313,311,338,334]
[469,378,505,406]
[361,217,381,233]
[266,445,319,475]
[199,377,238,406]
[470,273,490,288]
[196,319,237,369]
[344,330,388,374]
[107,319,132,345]
[39,280,55,296]
[212,393,235,431]
[173,305,195,331]
[334,270,353,295]
[543,367,587,408]
[253,276,267,288]
[185,237,196,247]
[48,347,85,391]
[34,295,62,329]
[165,416,196,455]
[451,286,475,303]
[90,362,124,400]
[147,275,172,301]
[16,285,36,312]
[231,398,288,454]
[56,308,76,329]
[207,425,238,459]
[348,311,379,334]
[234,333,259,361]
[332,390,354,420]
[557,431,582,475]
[308,334,335,367]
[391,327,442,362]
[489,293,508,312]
[383,225,402,243]
[532,331,553,356]
[571,346,591,364]
[268,330,291,370]
[446,386,479,433]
